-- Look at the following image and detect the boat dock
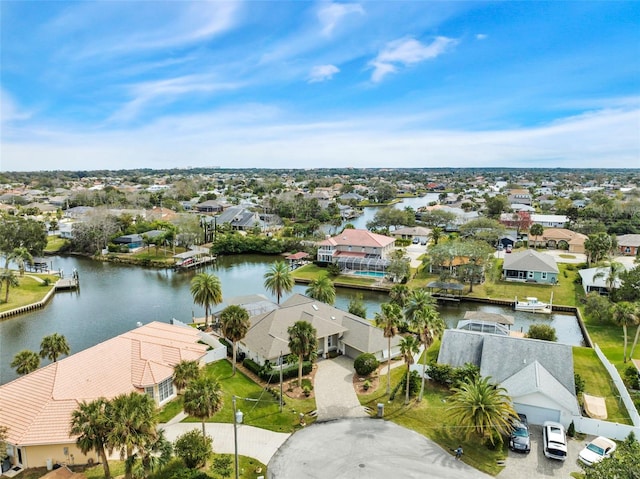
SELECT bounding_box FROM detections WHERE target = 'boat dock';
[55,278,79,291]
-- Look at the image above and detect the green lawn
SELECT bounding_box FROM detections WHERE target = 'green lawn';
[573,346,631,425]
[0,273,56,313]
[160,360,316,433]
[358,368,507,476]
[292,264,378,287]
[45,235,69,253]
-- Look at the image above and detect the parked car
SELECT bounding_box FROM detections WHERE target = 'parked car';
[420,238,428,245]
[506,244,513,253]
[542,421,568,461]
[509,414,531,453]
[412,237,420,244]
[578,436,616,466]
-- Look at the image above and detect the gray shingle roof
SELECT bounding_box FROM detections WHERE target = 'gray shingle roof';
[503,249,559,273]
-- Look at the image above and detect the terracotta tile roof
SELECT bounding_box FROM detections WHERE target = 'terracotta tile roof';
[317,229,395,248]
[0,322,207,446]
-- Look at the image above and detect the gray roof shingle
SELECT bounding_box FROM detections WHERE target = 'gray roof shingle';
[503,249,558,273]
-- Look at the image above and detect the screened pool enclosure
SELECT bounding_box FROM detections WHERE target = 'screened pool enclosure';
[336,256,390,273]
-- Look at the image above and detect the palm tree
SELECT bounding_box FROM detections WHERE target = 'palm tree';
[11,247,32,276]
[399,335,420,405]
[287,320,317,387]
[627,302,640,359]
[374,302,403,395]
[172,359,201,393]
[612,301,639,363]
[305,276,336,305]
[447,376,518,444]
[40,333,71,362]
[11,350,40,375]
[70,398,112,479]
[135,429,173,479]
[263,261,293,304]
[220,305,250,376]
[190,273,223,327]
[389,284,410,307]
[183,377,223,441]
[108,392,159,479]
[431,227,443,245]
[529,223,544,243]
[593,261,625,300]
[405,290,444,402]
[0,269,19,303]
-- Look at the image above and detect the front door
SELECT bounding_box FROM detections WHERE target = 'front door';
[17,448,23,466]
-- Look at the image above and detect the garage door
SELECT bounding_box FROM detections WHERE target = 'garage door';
[514,403,560,425]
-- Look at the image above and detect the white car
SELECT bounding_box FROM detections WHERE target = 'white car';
[542,421,568,461]
[578,436,616,466]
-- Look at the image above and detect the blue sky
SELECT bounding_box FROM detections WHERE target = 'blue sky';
[1,1,639,172]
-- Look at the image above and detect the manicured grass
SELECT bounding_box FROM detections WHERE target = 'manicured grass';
[45,235,68,253]
[292,264,378,287]
[573,346,632,425]
[0,273,56,312]
[359,368,507,476]
[161,360,316,433]
[157,395,184,423]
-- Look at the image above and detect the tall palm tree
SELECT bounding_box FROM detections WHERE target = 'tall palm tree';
[172,359,201,393]
[374,302,403,395]
[108,392,159,479]
[626,303,640,359]
[399,335,420,405]
[10,247,32,276]
[40,333,71,362]
[389,284,410,307]
[70,398,112,479]
[183,377,223,441]
[11,350,40,375]
[305,276,336,305]
[613,301,640,363]
[0,269,19,303]
[220,305,250,376]
[190,273,223,327]
[405,290,444,402]
[447,376,518,444]
[263,261,293,304]
[431,227,443,245]
[593,261,625,300]
[134,429,173,479]
[288,320,317,387]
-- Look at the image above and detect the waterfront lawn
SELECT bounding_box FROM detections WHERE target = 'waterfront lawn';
[359,368,506,476]
[163,360,316,433]
[45,235,68,253]
[573,346,631,425]
[292,264,378,287]
[467,264,580,307]
[0,274,55,312]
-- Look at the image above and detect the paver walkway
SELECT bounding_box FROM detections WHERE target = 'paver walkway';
[314,355,368,421]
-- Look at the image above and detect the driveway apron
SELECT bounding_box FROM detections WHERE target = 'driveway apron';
[314,355,368,421]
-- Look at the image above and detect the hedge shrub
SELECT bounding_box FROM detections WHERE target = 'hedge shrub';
[354,353,379,376]
[243,358,312,383]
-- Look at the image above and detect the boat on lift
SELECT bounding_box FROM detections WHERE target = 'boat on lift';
[514,293,553,314]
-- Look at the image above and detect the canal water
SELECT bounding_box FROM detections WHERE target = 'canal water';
[0,195,584,384]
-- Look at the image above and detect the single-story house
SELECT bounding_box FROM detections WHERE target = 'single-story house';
[528,228,587,254]
[390,226,431,242]
[0,322,208,470]
[530,214,568,228]
[498,233,518,249]
[503,249,559,284]
[238,294,402,365]
[113,229,165,249]
[437,329,580,426]
[578,267,623,295]
[617,234,640,256]
[215,205,282,231]
[316,229,395,273]
[195,200,224,213]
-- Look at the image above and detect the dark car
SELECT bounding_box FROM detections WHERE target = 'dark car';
[509,414,531,453]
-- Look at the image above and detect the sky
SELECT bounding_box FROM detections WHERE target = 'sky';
[1,1,639,172]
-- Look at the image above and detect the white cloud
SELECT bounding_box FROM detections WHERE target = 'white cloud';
[369,36,457,82]
[3,105,638,171]
[308,65,340,83]
[476,33,488,40]
[317,2,365,36]
[0,89,32,124]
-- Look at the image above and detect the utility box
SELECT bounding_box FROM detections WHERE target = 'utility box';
[377,403,384,418]
[46,459,53,471]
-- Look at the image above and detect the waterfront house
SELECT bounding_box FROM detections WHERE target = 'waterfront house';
[238,294,401,365]
[113,229,165,250]
[0,322,208,470]
[438,330,580,426]
[316,228,395,273]
[503,249,559,284]
[578,267,623,295]
[616,234,640,256]
[390,226,431,243]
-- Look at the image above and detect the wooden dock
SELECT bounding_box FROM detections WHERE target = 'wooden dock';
[55,278,79,291]
[173,255,216,271]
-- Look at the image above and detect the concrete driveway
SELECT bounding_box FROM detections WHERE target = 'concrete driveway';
[497,425,587,479]
[268,418,492,479]
[314,356,368,421]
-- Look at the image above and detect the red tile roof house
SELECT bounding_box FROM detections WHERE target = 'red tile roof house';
[617,234,640,256]
[316,229,396,274]
[0,322,208,471]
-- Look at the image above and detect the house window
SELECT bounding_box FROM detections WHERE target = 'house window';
[624,247,631,253]
[527,271,534,279]
[145,386,154,400]
[541,272,547,280]
[158,377,174,402]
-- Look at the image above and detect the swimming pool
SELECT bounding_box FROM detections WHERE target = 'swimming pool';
[352,271,386,278]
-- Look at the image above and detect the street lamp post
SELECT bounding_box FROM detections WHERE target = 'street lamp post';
[232,395,240,479]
